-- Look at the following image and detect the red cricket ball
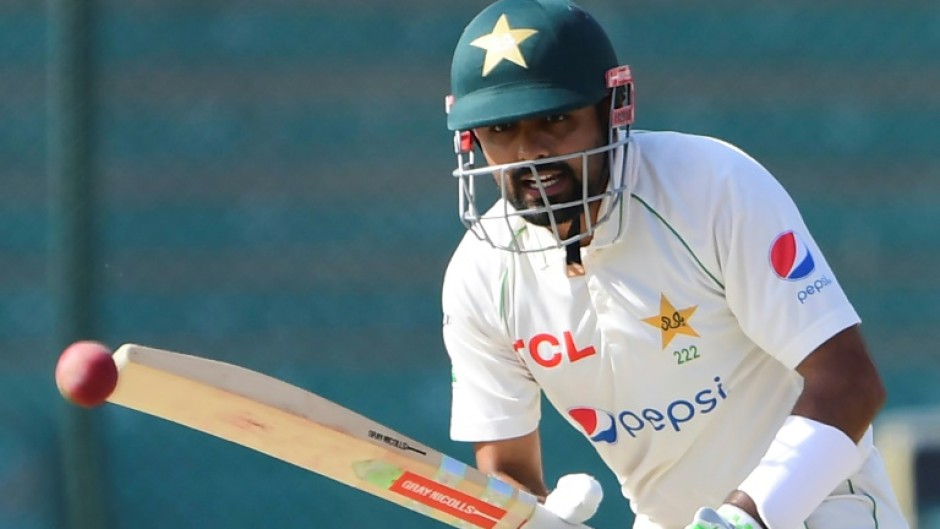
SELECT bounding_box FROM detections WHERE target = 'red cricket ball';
[55,341,118,407]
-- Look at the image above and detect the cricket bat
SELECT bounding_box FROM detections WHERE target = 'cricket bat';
[105,344,543,529]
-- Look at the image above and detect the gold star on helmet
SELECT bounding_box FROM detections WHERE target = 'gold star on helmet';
[642,294,700,349]
[470,14,538,77]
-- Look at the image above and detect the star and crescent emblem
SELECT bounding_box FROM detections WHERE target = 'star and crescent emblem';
[642,294,700,349]
[470,14,538,76]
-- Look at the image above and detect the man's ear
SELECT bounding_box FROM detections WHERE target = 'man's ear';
[595,96,613,131]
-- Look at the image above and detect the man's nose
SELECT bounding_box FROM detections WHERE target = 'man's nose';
[517,126,552,161]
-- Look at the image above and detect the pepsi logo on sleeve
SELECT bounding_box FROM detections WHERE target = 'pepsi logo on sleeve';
[769,230,815,281]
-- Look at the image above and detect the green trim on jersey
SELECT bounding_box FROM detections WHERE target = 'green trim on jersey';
[848,479,881,529]
[499,267,510,323]
[506,224,525,253]
[803,480,880,529]
[630,193,725,291]
[499,225,527,335]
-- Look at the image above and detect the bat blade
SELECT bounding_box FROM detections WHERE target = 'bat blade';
[107,343,537,529]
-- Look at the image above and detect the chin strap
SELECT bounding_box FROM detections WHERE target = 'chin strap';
[565,216,585,278]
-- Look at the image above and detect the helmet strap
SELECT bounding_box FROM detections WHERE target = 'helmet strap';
[564,215,585,278]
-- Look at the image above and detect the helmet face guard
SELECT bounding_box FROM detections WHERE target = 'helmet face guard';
[446,65,635,253]
[445,0,635,253]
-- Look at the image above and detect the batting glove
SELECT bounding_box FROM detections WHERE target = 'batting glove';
[686,505,764,529]
[543,473,604,524]
[525,502,594,529]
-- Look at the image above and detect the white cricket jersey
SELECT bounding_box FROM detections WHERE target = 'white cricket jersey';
[442,131,864,528]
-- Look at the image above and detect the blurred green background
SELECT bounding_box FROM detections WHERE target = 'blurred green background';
[3,0,939,528]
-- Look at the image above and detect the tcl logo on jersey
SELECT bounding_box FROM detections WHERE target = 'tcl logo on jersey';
[513,331,596,367]
[566,376,727,443]
[769,230,815,281]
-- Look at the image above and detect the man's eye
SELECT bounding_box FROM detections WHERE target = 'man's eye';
[545,114,568,123]
[491,123,513,133]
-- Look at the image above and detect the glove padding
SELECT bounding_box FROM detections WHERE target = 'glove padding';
[686,505,764,529]
[542,473,604,524]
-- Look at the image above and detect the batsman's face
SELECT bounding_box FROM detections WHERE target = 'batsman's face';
[472,104,608,228]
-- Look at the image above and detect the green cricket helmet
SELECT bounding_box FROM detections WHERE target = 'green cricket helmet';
[445,0,635,253]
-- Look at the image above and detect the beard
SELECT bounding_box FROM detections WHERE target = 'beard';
[505,158,608,228]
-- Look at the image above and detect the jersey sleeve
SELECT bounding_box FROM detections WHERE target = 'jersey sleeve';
[442,245,542,442]
[715,144,861,369]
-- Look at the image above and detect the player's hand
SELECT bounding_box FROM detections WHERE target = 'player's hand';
[543,473,603,524]
[685,505,764,529]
